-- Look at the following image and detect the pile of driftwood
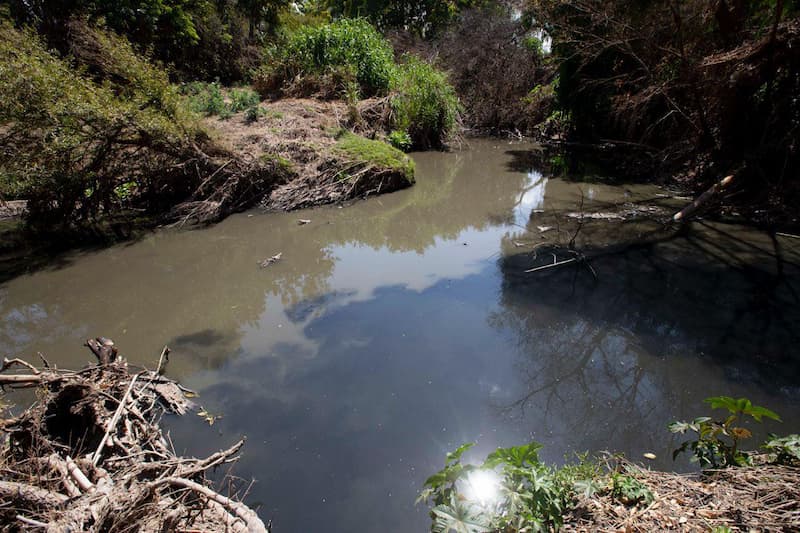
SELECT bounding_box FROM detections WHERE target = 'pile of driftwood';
[0,339,267,532]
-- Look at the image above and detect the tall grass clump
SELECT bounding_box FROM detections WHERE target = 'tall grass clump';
[0,20,207,232]
[254,18,396,97]
[390,56,461,149]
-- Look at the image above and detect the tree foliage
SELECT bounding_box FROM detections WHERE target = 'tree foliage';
[5,0,287,81]
[0,20,207,231]
[528,0,800,211]
[326,0,483,36]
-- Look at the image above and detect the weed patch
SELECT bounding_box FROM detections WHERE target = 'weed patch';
[334,131,414,184]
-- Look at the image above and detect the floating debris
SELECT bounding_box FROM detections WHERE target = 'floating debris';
[258,252,283,268]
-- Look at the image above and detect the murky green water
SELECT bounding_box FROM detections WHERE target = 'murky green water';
[2,139,799,532]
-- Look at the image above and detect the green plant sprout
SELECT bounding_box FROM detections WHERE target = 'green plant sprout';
[669,396,781,467]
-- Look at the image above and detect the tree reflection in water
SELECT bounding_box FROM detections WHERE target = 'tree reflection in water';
[492,216,800,465]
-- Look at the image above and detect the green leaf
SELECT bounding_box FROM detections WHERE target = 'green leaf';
[746,405,781,422]
[483,442,542,469]
[573,479,601,498]
[668,421,689,434]
[705,396,740,413]
[432,496,492,533]
[704,396,780,422]
[446,443,475,465]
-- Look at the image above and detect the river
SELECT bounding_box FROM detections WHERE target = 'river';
[2,139,799,532]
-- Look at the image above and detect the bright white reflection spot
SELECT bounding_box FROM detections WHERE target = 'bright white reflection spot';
[514,171,548,225]
[462,469,502,506]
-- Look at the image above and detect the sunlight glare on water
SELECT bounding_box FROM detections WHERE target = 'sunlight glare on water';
[462,469,503,506]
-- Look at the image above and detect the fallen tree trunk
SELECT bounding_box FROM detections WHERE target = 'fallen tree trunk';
[0,339,268,532]
[672,174,734,222]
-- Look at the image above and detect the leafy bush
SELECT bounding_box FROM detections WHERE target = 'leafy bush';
[183,81,226,115]
[182,83,261,117]
[229,88,261,112]
[669,396,782,467]
[244,105,262,123]
[419,442,599,532]
[388,130,413,152]
[253,19,460,148]
[611,473,653,506]
[258,18,396,97]
[763,434,800,466]
[0,21,206,231]
[390,56,461,149]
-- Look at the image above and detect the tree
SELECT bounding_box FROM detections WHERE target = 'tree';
[236,0,286,37]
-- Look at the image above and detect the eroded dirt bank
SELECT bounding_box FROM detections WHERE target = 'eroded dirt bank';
[203,97,414,213]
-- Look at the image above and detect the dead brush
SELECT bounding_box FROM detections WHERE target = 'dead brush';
[0,341,268,532]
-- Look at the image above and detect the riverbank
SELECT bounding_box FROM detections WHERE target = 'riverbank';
[0,17,434,237]
[203,96,414,212]
[564,458,800,531]
[0,92,414,238]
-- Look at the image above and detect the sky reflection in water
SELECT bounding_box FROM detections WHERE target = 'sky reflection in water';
[1,140,799,532]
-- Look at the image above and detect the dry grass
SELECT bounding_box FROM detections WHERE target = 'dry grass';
[204,97,413,212]
[567,458,800,532]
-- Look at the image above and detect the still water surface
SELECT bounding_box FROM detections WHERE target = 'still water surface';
[2,139,799,531]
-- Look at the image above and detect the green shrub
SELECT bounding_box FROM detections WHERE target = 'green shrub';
[669,396,782,468]
[244,105,261,123]
[182,83,261,117]
[229,88,261,112]
[0,21,205,231]
[419,442,599,532]
[182,81,226,115]
[611,473,653,506]
[762,434,800,466]
[390,56,461,149]
[257,18,396,97]
[387,130,412,152]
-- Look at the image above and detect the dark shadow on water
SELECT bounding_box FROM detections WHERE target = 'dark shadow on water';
[503,148,659,184]
[0,220,153,285]
[171,329,228,347]
[497,221,800,409]
[166,328,242,371]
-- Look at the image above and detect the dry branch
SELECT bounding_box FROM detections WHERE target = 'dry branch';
[0,341,266,531]
[672,175,735,222]
[0,481,69,508]
[91,372,140,466]
[154,477,267,532]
